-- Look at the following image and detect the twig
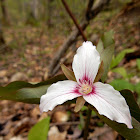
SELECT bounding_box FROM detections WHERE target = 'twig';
[51,42,77,76]
[86,0,95,20]
[61,0,87,41]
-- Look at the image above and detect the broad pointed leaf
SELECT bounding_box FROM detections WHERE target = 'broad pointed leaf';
[28,117,50,140]
[97,39,104,54]
[135,82,140,95]
[101,30,114,49]
[136,59,140,70]
[111,67,128,79]
[97,30,115,82]
[100,44,114,82]
[110,49,134,69]
[110,79,134,91]
[0,74,67,104]
[120,90,140,122]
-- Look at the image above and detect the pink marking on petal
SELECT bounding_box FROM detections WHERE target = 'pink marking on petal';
[79,73,92,86]
[72,86,82,95]
[90,85,96,95]
[79,79,82,84]
[88,80,91,84]
[82,74,89,82]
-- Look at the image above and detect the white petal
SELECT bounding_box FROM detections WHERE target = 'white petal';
[72,41,100,84]
[83,82,133,128]
[39,80,81,112]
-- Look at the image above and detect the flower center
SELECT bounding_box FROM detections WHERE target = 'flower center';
[79,83,92,94]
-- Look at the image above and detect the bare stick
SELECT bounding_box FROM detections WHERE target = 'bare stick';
[61,0,87,41]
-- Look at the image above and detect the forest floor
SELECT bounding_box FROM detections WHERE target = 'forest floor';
[0,1,140,140]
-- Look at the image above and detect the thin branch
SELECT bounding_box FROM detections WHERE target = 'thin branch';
[86,0,95,20]
[61,0,87,41]
[89,0,110,19]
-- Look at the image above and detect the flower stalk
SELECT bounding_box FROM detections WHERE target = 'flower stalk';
[40,41,133,130]
[84,107,92,140]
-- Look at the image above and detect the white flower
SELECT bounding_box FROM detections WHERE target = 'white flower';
[40,41,133,128]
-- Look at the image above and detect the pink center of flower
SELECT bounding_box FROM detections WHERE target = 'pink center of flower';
[79,83,92,94]
[77,79,93,95]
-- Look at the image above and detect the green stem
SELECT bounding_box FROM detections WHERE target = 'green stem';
[84,107,92,140]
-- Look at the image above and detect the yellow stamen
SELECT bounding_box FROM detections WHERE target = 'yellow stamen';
[79,84,92,94]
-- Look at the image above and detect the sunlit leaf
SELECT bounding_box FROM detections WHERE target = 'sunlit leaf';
[97,39,104,54]
[100,44,114,82]
[81,106,88,111]
[110,49,134,69]
[136,59,140,70]
[111,67,128,79]
[110,79,134,91]
[101,30,114,49]
[28,117,50,140]
[135,82,140,95]
[0,74,67,104]
[135,82,140,104]
[97,30,115,82]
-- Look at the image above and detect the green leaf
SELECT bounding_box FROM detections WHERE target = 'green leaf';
[0,74,67,104]
[111,67,128,79]
[96,39,104,54]
[136,59,140,70]
[110,79,134,91]
[110,49,134,69]
[81,105,88,111]
[135,82,140,104]
[97,30,115,82]
[135,82,140,95]
[28,117,50,140]
[120,90,140,122]
[100,44,115,82]
[91,110,96,116]
[101,30,114,49]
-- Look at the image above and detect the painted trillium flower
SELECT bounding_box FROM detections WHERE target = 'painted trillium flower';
[40,41,133,129]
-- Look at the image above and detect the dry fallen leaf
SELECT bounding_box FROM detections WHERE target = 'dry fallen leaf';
[48,126,67,140]
[10,72,28,82]
[0,70,7,78]
[52,111,69,123]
